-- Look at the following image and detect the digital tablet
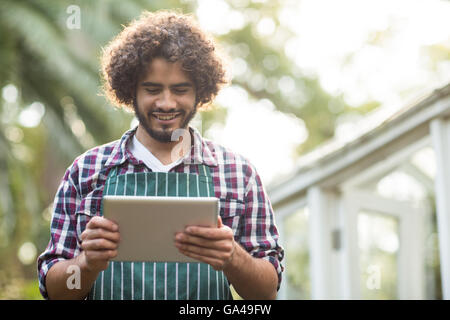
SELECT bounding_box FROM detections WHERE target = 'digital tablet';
[103,195,219,263]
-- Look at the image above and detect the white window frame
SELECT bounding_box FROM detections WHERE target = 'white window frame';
[430,117,450,299]
[275,197,307,300]
[340,189,426,299]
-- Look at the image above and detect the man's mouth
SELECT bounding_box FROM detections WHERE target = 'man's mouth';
[152,112,181,122]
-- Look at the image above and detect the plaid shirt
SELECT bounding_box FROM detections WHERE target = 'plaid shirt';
[37,126,284,299]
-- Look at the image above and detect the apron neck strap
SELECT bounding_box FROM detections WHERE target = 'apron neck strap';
[197,163,212,178]
[108,166,119,180]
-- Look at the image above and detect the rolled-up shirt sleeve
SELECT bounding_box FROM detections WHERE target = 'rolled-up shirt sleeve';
[239,163,285,290]
[37,164,82,299]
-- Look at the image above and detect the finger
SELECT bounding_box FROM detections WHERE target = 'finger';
[87,216,118,232]
[217,215,223,228]
[85,249,117,261]
[81,238,119,251]
[175,233,232,252]
[184,225,233,241]
[81,228,120,243]
[175,241,232,261]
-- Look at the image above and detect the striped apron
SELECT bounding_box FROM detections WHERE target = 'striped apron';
[87,164,232,300]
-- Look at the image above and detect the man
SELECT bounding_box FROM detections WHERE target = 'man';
[37,10,284,300]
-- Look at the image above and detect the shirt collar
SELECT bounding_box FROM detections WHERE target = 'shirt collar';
[104,125,218,169]
[189,126,218,167]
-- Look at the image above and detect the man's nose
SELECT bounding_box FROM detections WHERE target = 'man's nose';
[155,90,176,110]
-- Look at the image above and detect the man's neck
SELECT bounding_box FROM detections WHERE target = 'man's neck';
[135,126,190,165]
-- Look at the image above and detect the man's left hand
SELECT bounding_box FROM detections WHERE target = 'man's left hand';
[174,216,236,271]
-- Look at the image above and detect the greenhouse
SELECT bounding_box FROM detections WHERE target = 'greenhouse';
[269,83,450,300]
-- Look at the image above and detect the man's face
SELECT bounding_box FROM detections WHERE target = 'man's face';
[134,57,197,143]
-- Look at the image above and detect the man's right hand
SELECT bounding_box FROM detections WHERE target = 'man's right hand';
[79,216,120,272]
[45,216,120,300]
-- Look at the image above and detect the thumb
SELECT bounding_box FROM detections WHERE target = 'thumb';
[217,215,223,228]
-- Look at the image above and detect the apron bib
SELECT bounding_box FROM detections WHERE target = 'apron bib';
[87,164,232,300]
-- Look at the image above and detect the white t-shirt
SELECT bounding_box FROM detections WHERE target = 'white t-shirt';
[127,135,184,172]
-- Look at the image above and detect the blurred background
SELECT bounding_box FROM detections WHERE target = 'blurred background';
[0,0,449,299]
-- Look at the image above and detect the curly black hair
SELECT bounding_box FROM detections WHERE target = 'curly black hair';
[100,10,228,111]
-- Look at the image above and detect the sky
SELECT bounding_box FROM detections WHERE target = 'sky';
[195,0,450,186]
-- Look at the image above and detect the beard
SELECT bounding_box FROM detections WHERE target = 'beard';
[133,99,197,143]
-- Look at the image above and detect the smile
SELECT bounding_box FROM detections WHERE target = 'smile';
[152,113,180,121]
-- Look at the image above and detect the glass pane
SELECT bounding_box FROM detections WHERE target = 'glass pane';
[411,147,436,179]
[358,211,399,299]
[376,171,426,204]
[283,206,310,299]
[424,203,443,299]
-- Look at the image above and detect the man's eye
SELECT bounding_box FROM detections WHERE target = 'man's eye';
[145,89,160,94]
[174,89,188,94]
